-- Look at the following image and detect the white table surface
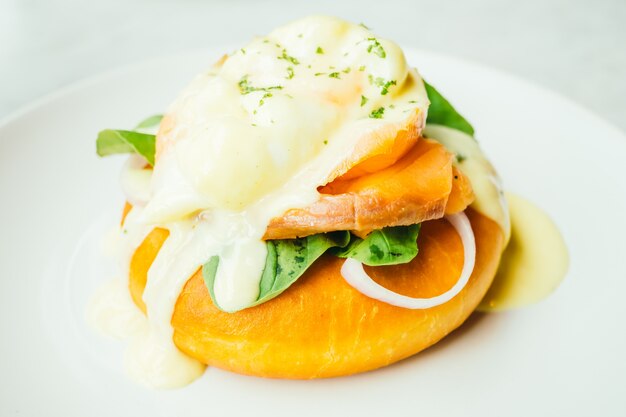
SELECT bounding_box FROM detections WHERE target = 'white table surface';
[1,0,625,131]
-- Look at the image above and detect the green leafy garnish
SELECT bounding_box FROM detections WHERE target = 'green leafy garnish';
[328,72,341,79]
[423,80,475,136]
[333,225,420,266]
[96,130,156,166]
[96,115,163,165]
[201,224,421,311]
[369,107,385,119]
[286,66,295,79]
[203,232,350,311]
[360,95,368,107]
[316,46,324,54]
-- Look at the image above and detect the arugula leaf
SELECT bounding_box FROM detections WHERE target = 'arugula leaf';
[96,114,163,165]
[333,225,420,266]
[202,255,220,307]
[256,232,350,305]
[423,80,475,136]
[202,232,350,311]
[96,129,156,166]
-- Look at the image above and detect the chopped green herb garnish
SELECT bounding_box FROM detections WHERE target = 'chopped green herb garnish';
[316,46,324,54]
[456,154,466,163]
[286,66,295,79]
[380,80,396,95]
[262,39,269,44]
[314,72,326,76]
[328,72,341,79]
[278,49,300,65]
[368,75,396,95]
[323,140,328,145]
[240,48,246,55]
[365,37,386,58]
[342,67,351,74]
[259,92,273,106]
[358,65,366,71]
[360,95,368,107]
[408,100,417,104]
[238,75,283,95]
[359,22,371,30]
[369,107,385,119]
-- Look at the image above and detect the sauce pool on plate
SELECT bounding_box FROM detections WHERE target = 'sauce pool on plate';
[479,192,569,311]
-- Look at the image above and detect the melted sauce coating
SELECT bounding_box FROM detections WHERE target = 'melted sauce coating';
[479,192,568,311]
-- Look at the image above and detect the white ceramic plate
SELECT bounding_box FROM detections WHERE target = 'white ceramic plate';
[1,47,625,416]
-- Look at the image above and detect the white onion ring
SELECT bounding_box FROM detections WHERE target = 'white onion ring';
[120,154,152,206]
[340,212,476,309]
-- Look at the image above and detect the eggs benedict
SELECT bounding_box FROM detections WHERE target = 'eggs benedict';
[94,16,511,387]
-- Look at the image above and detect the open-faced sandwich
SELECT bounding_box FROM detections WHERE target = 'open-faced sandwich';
[92,16,565,388]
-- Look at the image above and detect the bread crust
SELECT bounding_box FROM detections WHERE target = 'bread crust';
[129,209,504,378]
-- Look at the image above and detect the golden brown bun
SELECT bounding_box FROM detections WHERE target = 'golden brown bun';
[129,209,504,379]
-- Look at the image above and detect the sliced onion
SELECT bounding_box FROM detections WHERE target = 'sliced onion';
[120,154,152,206]
[340,212,476,309]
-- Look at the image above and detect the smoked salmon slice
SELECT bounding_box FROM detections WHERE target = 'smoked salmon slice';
[264,138,474,239]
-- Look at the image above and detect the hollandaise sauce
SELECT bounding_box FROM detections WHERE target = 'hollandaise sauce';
[478,193,569,312]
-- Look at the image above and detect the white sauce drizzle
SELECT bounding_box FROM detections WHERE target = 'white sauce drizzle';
[89,158,207,388]
[86,278,146,340]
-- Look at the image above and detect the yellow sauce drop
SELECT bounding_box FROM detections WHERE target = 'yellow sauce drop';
[478,192,568,312]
